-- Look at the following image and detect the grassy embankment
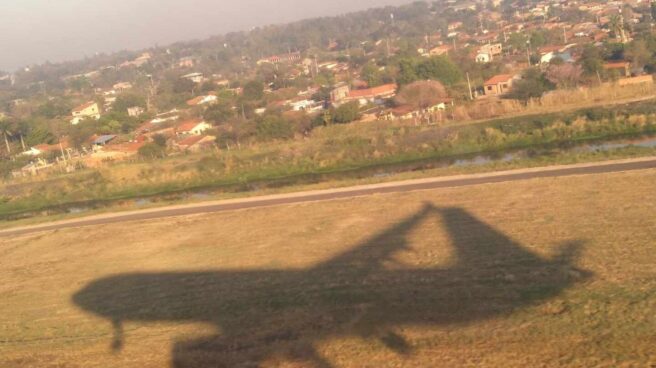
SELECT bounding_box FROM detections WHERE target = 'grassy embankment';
[2,95,656,221]
[1,169,655,367]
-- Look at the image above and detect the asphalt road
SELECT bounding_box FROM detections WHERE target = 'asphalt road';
[2,158,656,238]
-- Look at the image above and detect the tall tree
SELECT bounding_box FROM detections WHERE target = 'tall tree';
[395,80,448,110]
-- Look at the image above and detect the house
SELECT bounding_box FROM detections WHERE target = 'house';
[426,98,454,112]
[127,106,145,117]
[20,139,70,159]
[93,135,117,147]
[540,51,574,64]
[448,21,463,31]
[181,72,204,84]
[113,82,133,92]
[345,84,397,106]
[150,109,180,124]
[87,140,146,166]
[389,105,420,120]
[257,51,302,65]
[288,99,320,112]
[476,43,503,63]
[178,57,196,68]
[483,74,515,96]
[137,122,176,138]
[176,119,212,136]
[429,45,451,56]
[480,43,503,57]
[604,61,631,77]
[476,53,493,63]
[70,101,100,125]
[174,135,216,152]
[187,94,218,107]
[330,83,351,103]
[120,52,151,68]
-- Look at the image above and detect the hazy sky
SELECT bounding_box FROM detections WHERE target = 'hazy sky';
[0,0,414,71]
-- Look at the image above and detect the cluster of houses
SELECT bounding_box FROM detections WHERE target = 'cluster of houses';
[10,0,656,175]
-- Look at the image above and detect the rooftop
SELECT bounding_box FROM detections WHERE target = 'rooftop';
[484,74,514,85]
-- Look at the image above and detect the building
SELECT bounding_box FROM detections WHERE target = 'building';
[113,82,133,92]
[429,45,451,56]
[150,109,181,124]
[187,94,218,107]
[476,43,503,63]
[483,74,515,96]
[125,106,144,117]
[330,83,351,103]
[181,73,204,84]
[540,51,574,64]
[120,52,151,68]
[178,57,196,68]
[70,102,100,125]
[604,61,631,77]
[257,51,302,65]
[476,53,492,63]
[174,135,216,152]
[176,119,212,136]
[92,135,117,147]
[345,84,397,106]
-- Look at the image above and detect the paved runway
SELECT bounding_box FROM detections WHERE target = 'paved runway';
[2,158,655,237]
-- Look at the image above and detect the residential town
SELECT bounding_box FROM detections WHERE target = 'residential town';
[2,0,656,178]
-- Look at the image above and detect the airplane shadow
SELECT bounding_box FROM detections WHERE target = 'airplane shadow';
[72,204,592,367]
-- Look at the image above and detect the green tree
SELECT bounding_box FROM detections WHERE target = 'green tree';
[625,40,652,70]
[396,58,419,86]
[361,62,383,87]
[416,56,463,86]
[395,80,448,110]
[243,80,265,101]
[332,101,361,124]
[0,117,13,154]
[506,68,554,102]
[256,114,294,139]
[203,101,235,124]
[138,142,167,158]
[580,45,604,77]
[113,93,146,113]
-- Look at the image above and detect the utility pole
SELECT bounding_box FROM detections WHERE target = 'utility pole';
[466,72,474,100]
[59,140,66,163]
[526,40,531,67]
[563,27,568,44]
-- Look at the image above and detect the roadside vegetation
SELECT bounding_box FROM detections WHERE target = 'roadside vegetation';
[2,99,656,220]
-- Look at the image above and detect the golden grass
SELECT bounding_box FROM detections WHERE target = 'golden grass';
[455,82,656,121]
[1,169,656,367]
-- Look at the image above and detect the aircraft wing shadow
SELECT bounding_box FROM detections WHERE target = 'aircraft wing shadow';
[72,203,591,367]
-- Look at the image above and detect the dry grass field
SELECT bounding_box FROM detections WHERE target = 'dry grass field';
[1,169,656,367]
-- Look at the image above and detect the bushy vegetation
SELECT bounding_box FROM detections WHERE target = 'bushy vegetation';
[3,101,656,219]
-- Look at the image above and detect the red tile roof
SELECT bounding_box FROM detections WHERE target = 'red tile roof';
[72,101,97,113]
[187,96,205,106]
[348,84,397,99]
[177,119,205,132]
[604,61,630,69]
[177,135,205,147]
[484,74,514,85]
